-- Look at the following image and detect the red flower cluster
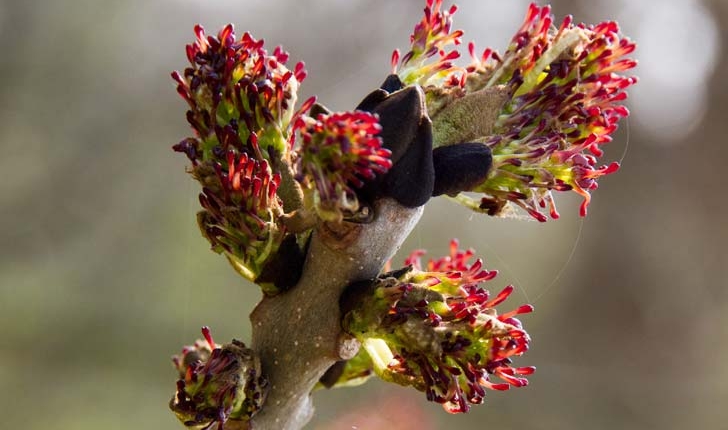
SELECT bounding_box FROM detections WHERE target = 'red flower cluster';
[343,240,533,413]
[196,149,284,283]
[392,0,464,86]
[468,4,637,220]
[172,24,311,161]
[171,327,267,429]
[295,111,392,221]
[171,25,315,287]
[393,2,637,221]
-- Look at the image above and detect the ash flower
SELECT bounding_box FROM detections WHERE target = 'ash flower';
[172,25,315,290]
[196,150,285,290]
[170,327,268,429]
[460,4,637,221]
[392,0,464,87]
[172,24,312,163]
[393,2,637,221]
[341,240,534,413]
[294,111,392,222]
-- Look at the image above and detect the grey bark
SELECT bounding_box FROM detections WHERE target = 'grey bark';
[249,198,424,430]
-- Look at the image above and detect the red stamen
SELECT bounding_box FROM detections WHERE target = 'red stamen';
[201,326,216,349]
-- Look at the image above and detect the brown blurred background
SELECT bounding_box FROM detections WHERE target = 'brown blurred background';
[1,0,726,428]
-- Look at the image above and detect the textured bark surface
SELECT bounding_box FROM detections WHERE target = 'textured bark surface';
[249,198,424,430]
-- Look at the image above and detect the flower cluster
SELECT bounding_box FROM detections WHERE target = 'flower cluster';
[342,240,533,413]
[294,111,392,222]
[172,25,399,289]
[393,2,637,221]
[392,0,464,87]
[464,4,637,220]
[170,327,268,429]
[196,150,284,288]
[172,25,316,288]
[172,24,311,162]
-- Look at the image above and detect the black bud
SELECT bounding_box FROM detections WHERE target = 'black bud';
[378,119,434,207]
[309,102,332,117]
[432,142,493,197]
[379,74,404,93]
[339,277,378,318]
[256,234,308,292]
[319,361,348,389]
[355,89,388,112]
[356,85,435,207]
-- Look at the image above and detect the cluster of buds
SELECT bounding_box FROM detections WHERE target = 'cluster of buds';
[392,1,637,221]
[392,0,464,87]
[341,240,534,413]
[170,327,267,429]
[294,111,392,222]
[465,5,637,220]
[172,25,400,288]
[172,25,316,288]
[172,24,310,161]
[196,150,284,287]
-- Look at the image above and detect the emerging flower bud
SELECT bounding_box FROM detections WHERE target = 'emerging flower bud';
[392,0,464,87]
[196,150,285,289]
[172,24,311,163]
[341,240,534,413]
[461,4,637,221]
[170,327,268,429]
[294,111,392,222]
[392,2,637,221]
[172,25,315,290]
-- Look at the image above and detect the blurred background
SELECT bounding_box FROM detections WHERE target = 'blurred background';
[1,0,726,428]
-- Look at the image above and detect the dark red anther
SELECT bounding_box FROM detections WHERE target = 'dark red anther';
[498,305,535,321]
[201,326,215,350]
[294,61,307,82]
[391,49,400,73]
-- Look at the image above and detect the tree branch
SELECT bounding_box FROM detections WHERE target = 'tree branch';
[249,198,424,430]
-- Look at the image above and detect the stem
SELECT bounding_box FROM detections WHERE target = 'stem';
[249,198,424,430]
